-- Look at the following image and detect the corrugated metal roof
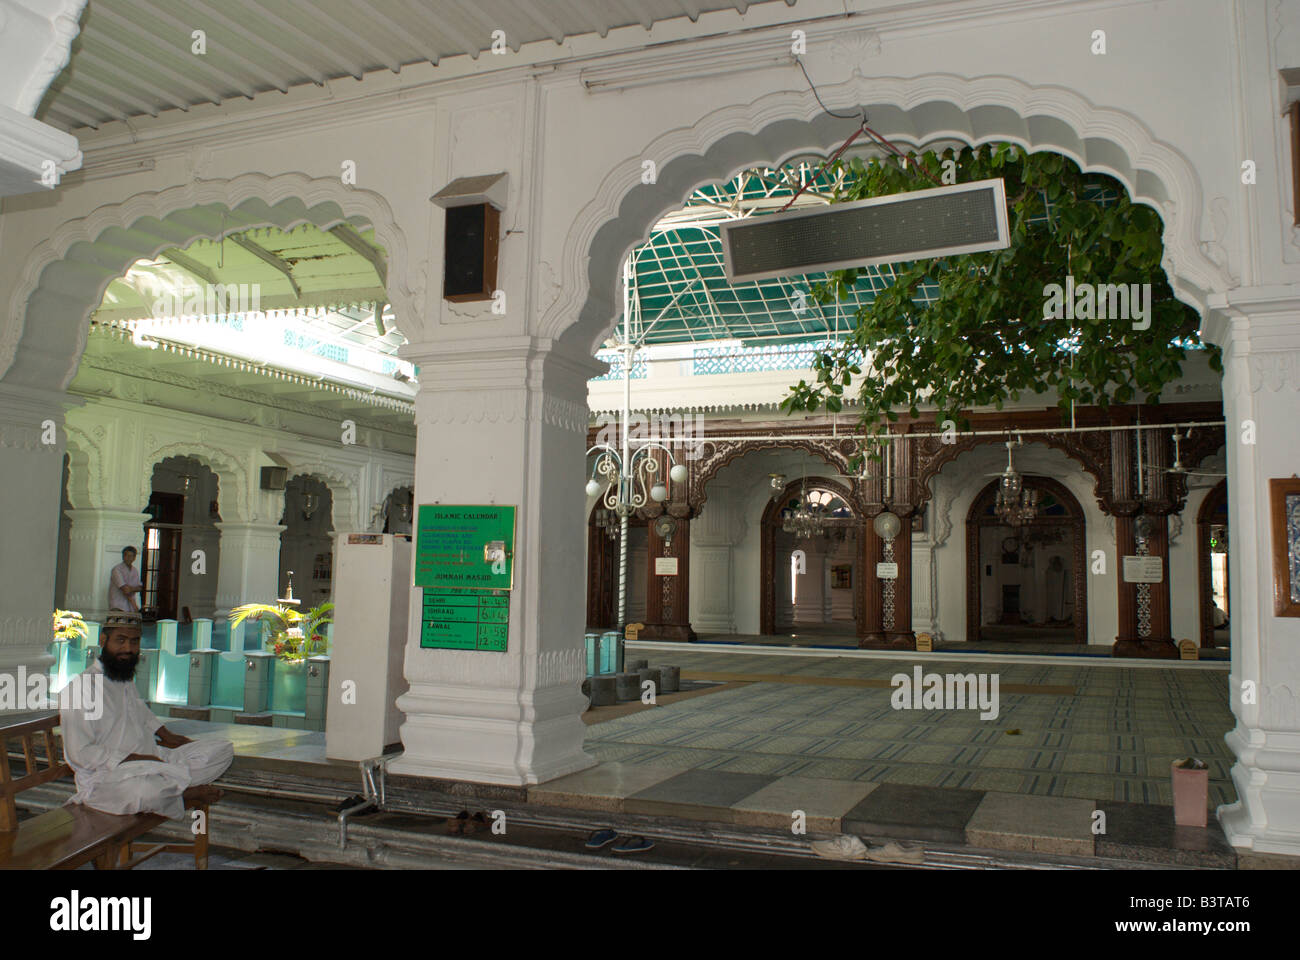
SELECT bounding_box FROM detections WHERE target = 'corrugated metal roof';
[38,0,798,131]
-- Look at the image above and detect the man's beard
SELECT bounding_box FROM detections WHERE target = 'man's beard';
[100,648,139,682]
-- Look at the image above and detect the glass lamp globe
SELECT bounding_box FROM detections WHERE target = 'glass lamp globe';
[650,482,668,502]
[585,479,602,497]
[873,511,902,541]
[669,463,687,483]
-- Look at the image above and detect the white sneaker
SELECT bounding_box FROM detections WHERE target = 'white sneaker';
[810,835,869,860]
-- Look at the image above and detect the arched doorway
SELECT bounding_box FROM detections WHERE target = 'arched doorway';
[966,476,1087,646]
[1197,479,1229,649]
[279,475,335,609]
[760,477,860,637]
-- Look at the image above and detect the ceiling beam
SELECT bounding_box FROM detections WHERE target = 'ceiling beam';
[514,0,568,44]
[228,234,303,298]
[131,0,294,95]
[284,0,401,72]
[188,0,330,86]
[328,224,388,289]
[88,8,233,104]
[160,248,220,287]
[248,1,365,79]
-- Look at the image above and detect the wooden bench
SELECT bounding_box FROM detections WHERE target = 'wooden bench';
[0,712,212,871]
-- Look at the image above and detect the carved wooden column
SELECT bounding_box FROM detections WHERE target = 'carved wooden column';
[641,514,696,642]
[885,509,916,646]
[1113,426,1176,658]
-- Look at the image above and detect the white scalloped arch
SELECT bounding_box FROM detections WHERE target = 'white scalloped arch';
[2,172,417,390]
[286,467,361,533]
[62,423,104,511]
[545,74,1228,356]
[140,442,248,522]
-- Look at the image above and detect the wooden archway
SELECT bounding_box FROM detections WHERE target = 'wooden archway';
[966,475,1088,645]
[760,476,861,636]
[1196,479,1229,649]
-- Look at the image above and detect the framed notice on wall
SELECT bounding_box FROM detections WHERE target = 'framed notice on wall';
[419,588,508,651]
[1122,556,1163,583]
[1270,477,1300,617]
[414,504,515,591]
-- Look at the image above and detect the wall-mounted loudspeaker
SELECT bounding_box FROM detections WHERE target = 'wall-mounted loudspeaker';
[719,178,1010,282]
[432,173,507,303]
[260,466,287,491]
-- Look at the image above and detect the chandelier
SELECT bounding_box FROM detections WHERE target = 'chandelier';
[593,506,619,540]
[994,440,1039,527]
[782,480,827,539]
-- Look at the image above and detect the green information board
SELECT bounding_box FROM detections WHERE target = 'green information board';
[420,589,509,651]
[414,504,515,590]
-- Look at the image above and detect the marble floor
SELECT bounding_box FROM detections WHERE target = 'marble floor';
[696,632,1231,659]
[155,645,1241,866]
[172,644,1235,810]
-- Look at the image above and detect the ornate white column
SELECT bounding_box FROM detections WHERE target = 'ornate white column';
[62,508,150,621]
[690,482,740,634]
[390,339,598,785]
[0,384,73,712]
[213,522,287,617]
[1205,297,1300,856]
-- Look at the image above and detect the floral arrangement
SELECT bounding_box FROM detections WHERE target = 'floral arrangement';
[229,601,334,663]
[53,609,88,643]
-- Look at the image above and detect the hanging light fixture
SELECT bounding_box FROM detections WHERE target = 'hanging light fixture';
[782,478,826,540]
[179,473,195,495]
[302,492,319,521]
[994,439,1039,527]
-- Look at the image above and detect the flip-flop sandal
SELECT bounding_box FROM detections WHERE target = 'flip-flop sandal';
[584,829,619,850]
[611,836,655,855]
[445,810,470,835]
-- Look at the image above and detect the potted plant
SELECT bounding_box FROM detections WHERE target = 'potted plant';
[229,601,333,664]
[52,609,88,643]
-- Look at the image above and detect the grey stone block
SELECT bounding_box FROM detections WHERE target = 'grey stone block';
[614,672,641,701]
[655,665,680,692]
[589,675,618,706]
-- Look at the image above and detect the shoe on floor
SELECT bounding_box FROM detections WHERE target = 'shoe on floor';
[584,829,619,849]
[445,810,470,835]
[863,840,924,864]
[611,836,655,854]
[810,835,869,860]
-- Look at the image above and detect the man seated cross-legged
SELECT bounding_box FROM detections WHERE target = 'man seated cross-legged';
[59,612,234,819]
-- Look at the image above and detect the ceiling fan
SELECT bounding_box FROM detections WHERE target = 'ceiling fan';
[1144,428,1226,484]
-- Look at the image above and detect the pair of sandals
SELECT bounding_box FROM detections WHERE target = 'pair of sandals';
[585,829,654,855]
[445,810,490,835]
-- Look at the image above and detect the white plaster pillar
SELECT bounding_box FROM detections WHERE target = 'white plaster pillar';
[62,508,149,621]
[690,482,739,634]
[794,541,825,624]
[1206,299,1300,856]
[391,340,596,785]
[0,385,71,712]
[213,522,287,617]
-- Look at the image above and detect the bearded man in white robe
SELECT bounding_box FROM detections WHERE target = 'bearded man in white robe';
[60,612,233,819]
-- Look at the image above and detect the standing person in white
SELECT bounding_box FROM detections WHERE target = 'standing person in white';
[108,545,143,613]
[60,612,233,819]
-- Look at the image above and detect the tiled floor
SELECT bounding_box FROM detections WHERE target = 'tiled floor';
[584,648,1236,807]
[164,644,1241,865]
